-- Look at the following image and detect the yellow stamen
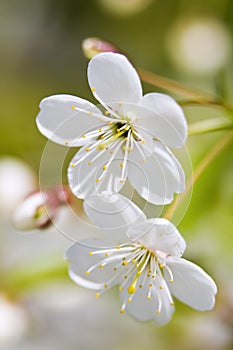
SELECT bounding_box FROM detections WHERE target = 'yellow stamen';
[82,135,86,139]
[119,286,123,291]
[64,141,69,145]
[88,161,92,165]
[85,147,90,152]
[91,87,96,92]
[88,111,93,116]
[127,285,136,295]
[71,163,75,168]
[85,271,90,275]
[88,252,93,256]
[95,293,100,298]
[96,179,101,183]
[120,162,124,168]
[102,165,107,171]
[71,105,76,110]
[120,309,125,315]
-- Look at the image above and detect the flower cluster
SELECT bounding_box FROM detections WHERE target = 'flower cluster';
[36,52,217,325]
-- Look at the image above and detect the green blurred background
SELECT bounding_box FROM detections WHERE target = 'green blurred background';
[0,0,232,349]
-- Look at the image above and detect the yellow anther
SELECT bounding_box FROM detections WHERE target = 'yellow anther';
[120,162,124,168]
[82,135,86,139]
[116,246,120,250]
[128,297,132,303]
[148,270,152,273]
[105,253,109,257]
[170,279,174,283]
[85,271,90,275]
[156,310,161,315]
[96,179,101,183]
[141,139,145,144]
[170,302,174,306]
[88,111,93,116]
[105,111,109,116]
[71,105,76,110]
[88,161,92,165]
[147,273,151,277]
[152,274,155,279]
[98,128,102,132]
[120,309,125,315]
[102,165,107,171]
[71,163,75,168]
[91,87,96,92]
[122,261,128,266]
[109,150,114,154]
[85,148,90,152]
[104,284,108,289]
[139,284,143,288]
[64,141,69,145]
[88,251,93,256]
[147,296,151,301]
[132,259,136,264]
[119,286,123,291]
[160,264,165,269]
[101,118,105,122]
[137,271,142,275]
[119,180,125,184]
[96,144,106,150]
[149,283,153,288]
[142,159,146,163]
[117,128,120,133]
[100,135,105,139]
[99,264,104,269]
[108,121,113,126]
[113,267,117,271]
[124,275,128,279]
[159,285,163,290]
[95,293,100,298]
[118,102,123,106]
[127,285,136,295]
[122,257,126,261]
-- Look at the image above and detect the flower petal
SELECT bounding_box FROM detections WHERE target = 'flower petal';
[165,258,217,311]
[88,53,142,107]
[65,240,122,291]
[128,141,185,205]
[127,218,186,257]
[120,273,174,325]
[138,93,187,148]
[36,94,103,146]
[68,141,126,199]
[84,192,146,242]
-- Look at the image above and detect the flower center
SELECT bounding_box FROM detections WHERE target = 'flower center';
[86,243,175,315]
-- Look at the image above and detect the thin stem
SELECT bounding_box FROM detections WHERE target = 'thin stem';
[138,68,217,102]
[164,131,233,220]
[188,118,233,136]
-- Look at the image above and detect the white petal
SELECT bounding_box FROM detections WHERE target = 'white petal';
[36,94,103,146]
[120,273,174,325]
[127,218,186,257]
[84,192,146,242]
[128,141,185,205]
[65,240,121,290]
[68,142,126,199]
[138,93,187,148]
[165,258,217,311]
[88,53,142,107]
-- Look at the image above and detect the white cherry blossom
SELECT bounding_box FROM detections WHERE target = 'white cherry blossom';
[66,193,217,325]
[36,52,187,204]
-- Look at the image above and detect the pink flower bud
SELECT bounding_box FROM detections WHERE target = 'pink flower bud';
[12,185,72,231]
[82,37,119,59]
